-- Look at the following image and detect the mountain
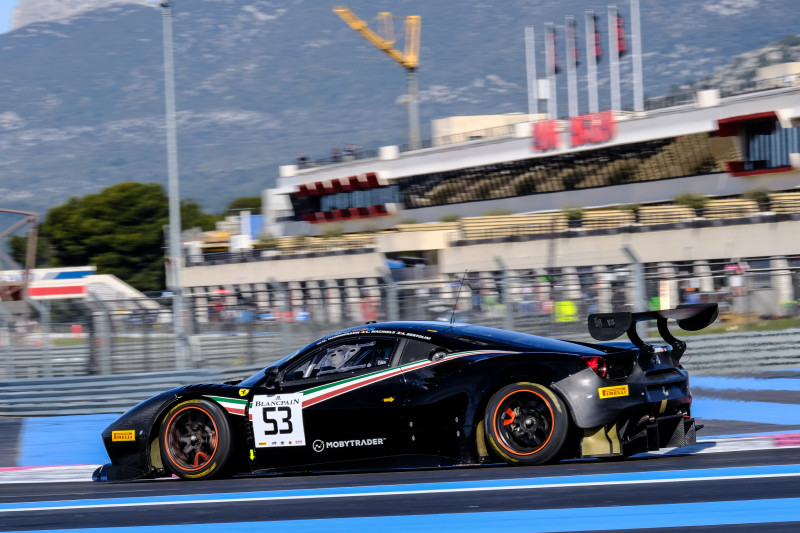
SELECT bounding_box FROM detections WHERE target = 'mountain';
[1,0,799,219]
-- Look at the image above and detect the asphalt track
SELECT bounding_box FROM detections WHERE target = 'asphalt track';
[1,446,799,532]
[1,370,800,531]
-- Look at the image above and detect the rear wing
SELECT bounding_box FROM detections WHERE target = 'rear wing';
[588,304,718,365]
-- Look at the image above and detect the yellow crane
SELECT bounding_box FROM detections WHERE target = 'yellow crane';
[333,6,421,149]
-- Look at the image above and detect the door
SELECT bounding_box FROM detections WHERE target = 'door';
[249,335,409,469]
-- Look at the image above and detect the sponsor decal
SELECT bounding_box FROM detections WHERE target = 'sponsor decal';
[320,329,432,344]
[253,396,301,407]
[238,388,250,397]
[251,393,306,448]
[598,385,629,399]
[112,430,136,442]
[311,438,385,452]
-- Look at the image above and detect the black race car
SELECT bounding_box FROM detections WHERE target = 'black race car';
[93,304,718,482]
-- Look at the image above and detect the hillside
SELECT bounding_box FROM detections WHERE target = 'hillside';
[1,0,799,218]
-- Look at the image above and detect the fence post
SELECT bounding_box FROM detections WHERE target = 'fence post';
[494,258,513,331]
[268,279,292,355]
[623,246,648,338]
[87,293,113,375]
[0,304,14,379]
[25,297,53,378]
[382,271,399,322]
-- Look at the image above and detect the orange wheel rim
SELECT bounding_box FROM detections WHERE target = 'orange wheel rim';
[492,389,554,456]
[165,405,219,471]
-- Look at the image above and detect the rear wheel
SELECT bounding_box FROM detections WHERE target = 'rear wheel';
[159,399,232,480]
[484,382,568,465]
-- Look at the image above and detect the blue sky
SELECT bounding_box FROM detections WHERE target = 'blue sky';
[0,0,17,34]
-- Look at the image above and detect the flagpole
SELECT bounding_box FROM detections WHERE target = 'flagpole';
[566,16,578,117]
[545,22,558,119]
[525,25,538,116]
[608,5,621,111]
[631,0,644,112]
[585,10,599,113]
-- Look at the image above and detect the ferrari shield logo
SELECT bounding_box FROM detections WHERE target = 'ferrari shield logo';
[239,388,250,397]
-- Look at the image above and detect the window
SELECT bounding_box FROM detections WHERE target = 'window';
[284,338,398,381]
[398,339,450,366]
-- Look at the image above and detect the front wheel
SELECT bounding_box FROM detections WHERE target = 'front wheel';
[159,399,232,480]
[484,382,568,465]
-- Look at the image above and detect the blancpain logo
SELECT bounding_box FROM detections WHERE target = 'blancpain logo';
[254,398,301,407]
[312,438,385,452]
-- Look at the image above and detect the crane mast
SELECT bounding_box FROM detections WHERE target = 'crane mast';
[333,6,421,149]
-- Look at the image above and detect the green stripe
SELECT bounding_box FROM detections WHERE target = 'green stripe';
[302,367,390,396]
[206,395,247,405]
[301,350,490,397]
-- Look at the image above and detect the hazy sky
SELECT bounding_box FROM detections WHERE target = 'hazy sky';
[0,0,17,34]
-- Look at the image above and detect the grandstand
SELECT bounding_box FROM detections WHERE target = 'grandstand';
[181,69,800,319]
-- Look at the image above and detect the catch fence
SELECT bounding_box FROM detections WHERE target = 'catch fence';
[1,261,798,380]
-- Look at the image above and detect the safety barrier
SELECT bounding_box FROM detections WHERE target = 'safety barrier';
[1,330,798,417]
[680,329,800,376]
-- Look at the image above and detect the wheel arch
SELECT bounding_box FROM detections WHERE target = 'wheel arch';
[146,393,235,476]
[465,355,582,430]
[462,356,583,462]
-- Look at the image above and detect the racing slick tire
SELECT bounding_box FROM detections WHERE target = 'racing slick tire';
[484,382,568,465]
[159,398,233,480]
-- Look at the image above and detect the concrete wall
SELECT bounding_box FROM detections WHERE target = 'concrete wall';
[182,251,388,287]
[439,219,800,273]
[182,218,800,289]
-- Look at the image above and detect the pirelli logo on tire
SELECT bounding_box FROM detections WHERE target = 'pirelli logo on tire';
[598,385,629,399]
[111,430,136,442]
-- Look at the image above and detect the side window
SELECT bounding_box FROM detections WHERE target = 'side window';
[284,337,398,381]
[398,339,450,366]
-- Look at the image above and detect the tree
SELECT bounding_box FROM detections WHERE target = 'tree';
[9,232,51,267]
[12,183,223,292]
[42,183,170,291]
[181,199,222,231]
[226,196,262,215]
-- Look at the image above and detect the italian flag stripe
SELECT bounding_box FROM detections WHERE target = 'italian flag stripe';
[206,350,515,413]
[301,350,511,408]
[205,395,248,416]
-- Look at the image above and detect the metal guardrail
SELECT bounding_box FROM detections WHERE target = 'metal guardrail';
[1,330,798,416]
[679,329,800,376]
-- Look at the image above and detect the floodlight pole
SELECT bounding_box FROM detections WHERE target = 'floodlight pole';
[160,1,190,369]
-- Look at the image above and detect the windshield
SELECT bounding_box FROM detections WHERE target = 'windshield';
[236,347,303,387]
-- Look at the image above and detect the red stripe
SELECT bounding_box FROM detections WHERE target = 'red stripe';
[303,368,407,408]
[28,285,87,297]
[301,351,500,408]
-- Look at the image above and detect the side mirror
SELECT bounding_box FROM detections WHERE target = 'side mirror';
[264,367,281,391]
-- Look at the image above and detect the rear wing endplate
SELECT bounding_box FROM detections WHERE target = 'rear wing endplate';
[588,304,718,365]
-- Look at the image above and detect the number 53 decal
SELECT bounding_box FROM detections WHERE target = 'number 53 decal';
[250,394,306,448]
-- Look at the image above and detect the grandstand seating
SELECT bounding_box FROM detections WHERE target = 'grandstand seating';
[395,222,460,232]
[396,134,730,210]
[460,213,568,240]
[703,198,759,219]
[638,205,696,225]
[581,209,636,229]
[770,192,800,214]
